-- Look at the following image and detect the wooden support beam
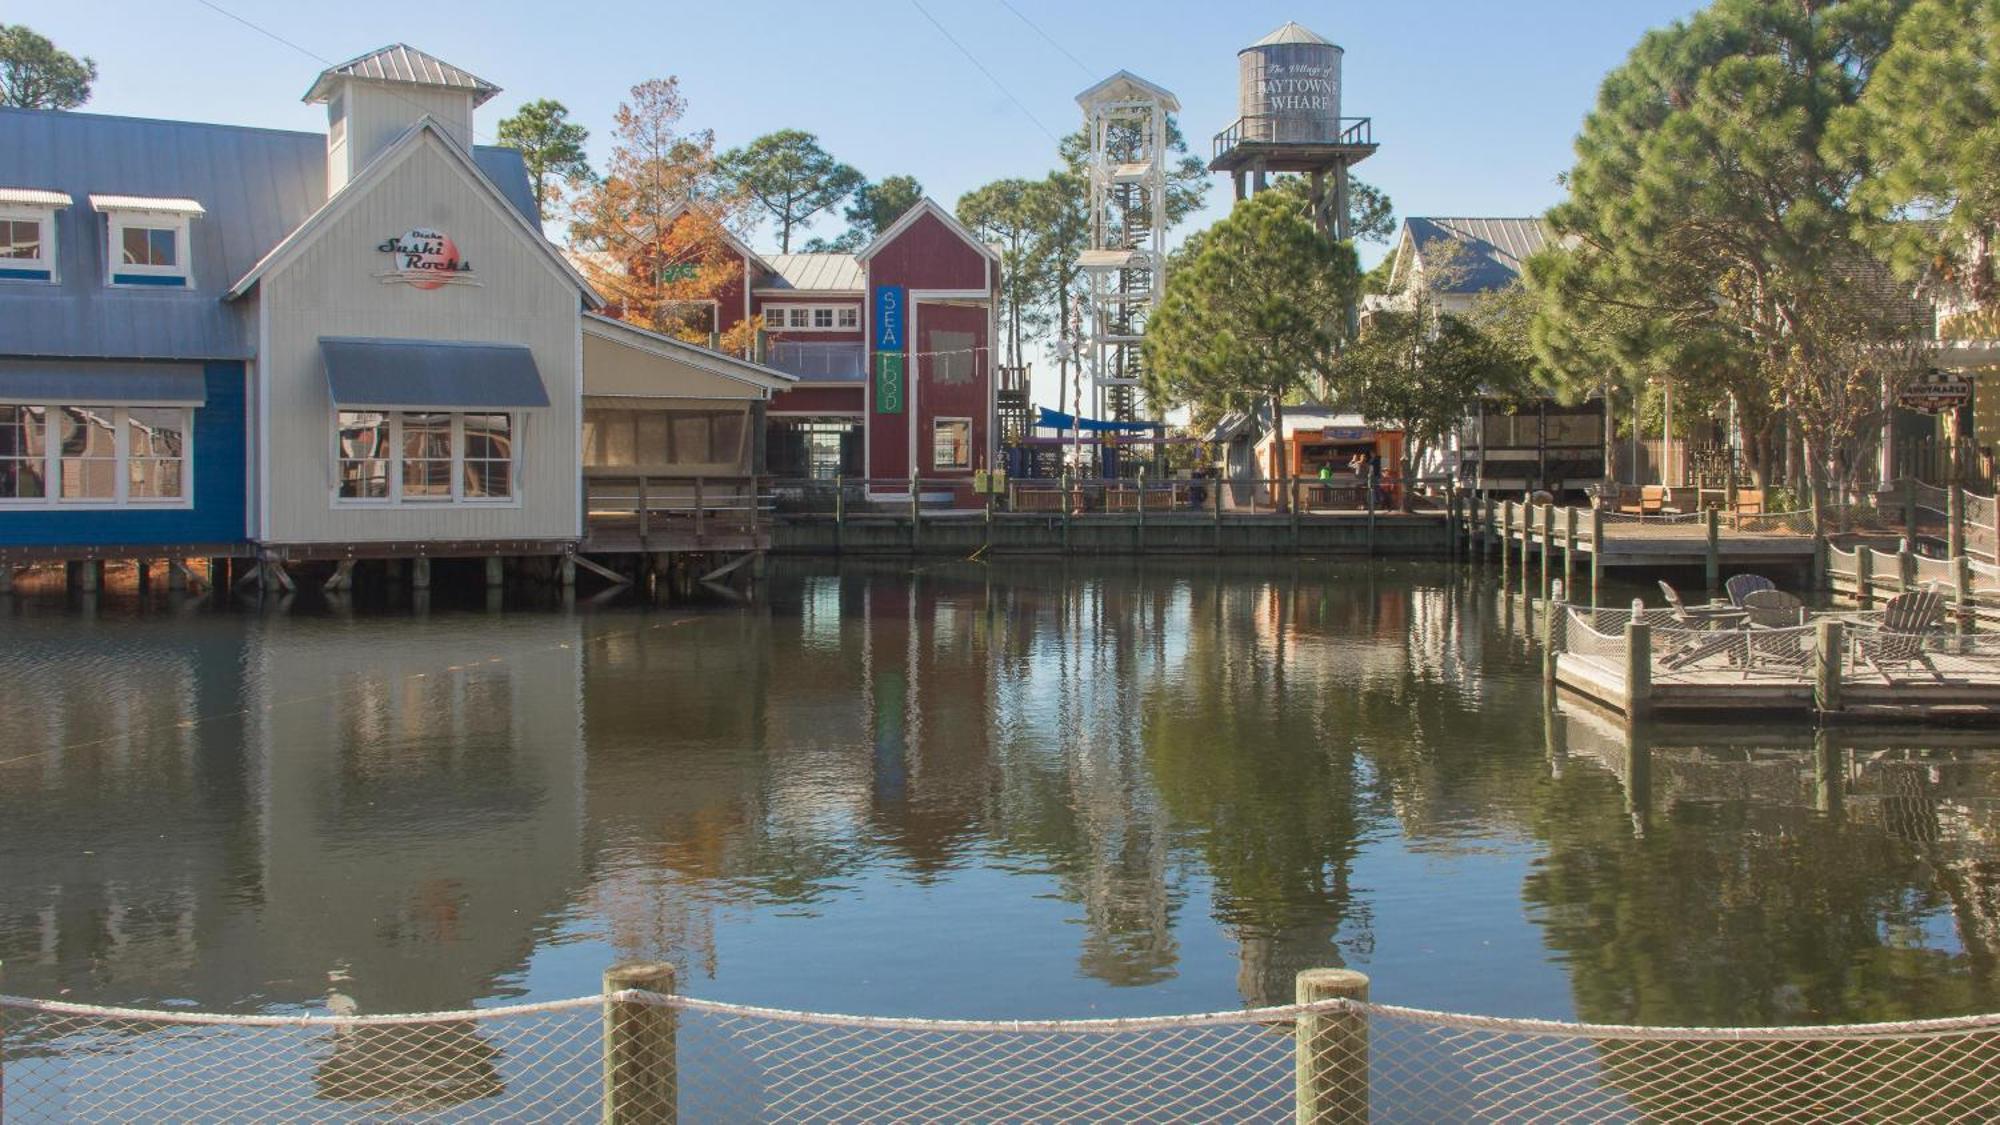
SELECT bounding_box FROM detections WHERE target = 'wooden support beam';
[570,553,631,587]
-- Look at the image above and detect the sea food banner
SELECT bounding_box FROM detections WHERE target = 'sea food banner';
[874,284,905,414]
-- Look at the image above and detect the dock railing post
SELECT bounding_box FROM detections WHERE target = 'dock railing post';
[1948,482,1965,562]
[1956,554,1973,630]
[1705,508,1721,596]
[1563,506,1577,593]
[604,962,677,1124]
[1590,505,1604,607]
[1519,498,1532,576]
[910,471,921,552]
[1501,500,1514,584]
[834,474,845,555]
[1540,502,1555,599]
[1625,603,1652,723]
[1295,968,1370,1125]
[636,476,650,546]
[1544,580,1565,708]
[1483,496,1497,559]
[1903,478,1919,545]
[1855,546,1873,609]
[1446,481,1458,560]
[693,477,705,546]
[1898,537,1913,593]
[1366,475,1377,556]
[1815,618,1844,715]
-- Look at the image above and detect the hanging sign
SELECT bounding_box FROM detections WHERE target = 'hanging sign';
[875,353,905,414]
[873,284,905,349]
[1898,368,1973,415]
[376,228,477,290]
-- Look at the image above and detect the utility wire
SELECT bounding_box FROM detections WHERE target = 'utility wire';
[187,0,500,146]
[908,0,1060,143]
[992,0,1094,77]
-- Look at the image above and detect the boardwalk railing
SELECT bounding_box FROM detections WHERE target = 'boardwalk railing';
[583,474,769,552]
[7,974,1998,1123]
[768,476,1434,518]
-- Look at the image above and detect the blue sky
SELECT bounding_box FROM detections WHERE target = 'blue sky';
[31,0,1703,264]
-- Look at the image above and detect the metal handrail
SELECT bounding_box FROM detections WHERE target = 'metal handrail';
[1212,115,1374,160]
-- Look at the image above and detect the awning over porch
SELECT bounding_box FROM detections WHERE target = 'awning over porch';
[0,359,207,405]
[320,336,550,410]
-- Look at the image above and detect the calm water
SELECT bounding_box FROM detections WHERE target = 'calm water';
[1,560,1995,1028]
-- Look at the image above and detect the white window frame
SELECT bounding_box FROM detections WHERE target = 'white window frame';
[932,416,973,472]
[0,402,193,509]
[760,303,862,333]
[104,211,193,288]
[0,206,59,284]
[329,410,520,508]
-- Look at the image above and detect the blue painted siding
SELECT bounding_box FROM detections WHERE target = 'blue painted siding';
[0,361,248,549]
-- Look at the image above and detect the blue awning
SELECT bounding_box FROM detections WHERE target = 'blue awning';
[0,359,207,405]
[1035,406,1159,434]
[321,337,550,409]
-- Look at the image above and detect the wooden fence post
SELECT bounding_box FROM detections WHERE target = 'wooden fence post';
[1815,618,1844,715]
[1705,508,1720,596]
[603,962,677,1125]
[1625,609,1652,723]
[1295,969,1370,1125]
[1948,483,1965,562]
[1540,502,1555,599]
[1544,580,1565,708]
[1590,506,1605,608]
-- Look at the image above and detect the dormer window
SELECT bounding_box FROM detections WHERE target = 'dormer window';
[0,188,71,284]
[90,195,205,288]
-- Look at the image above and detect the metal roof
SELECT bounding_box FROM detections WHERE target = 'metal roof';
[90,194,206,215]
[1403,217,1554,293]
[0,106,541,361]
[0,187,71,207]
[0,358,207,404]
[764,253,865,292]
[1247,22,1337,49]
[321,336,549,409]
[304,44,500,107]
[1075,70,1181,113]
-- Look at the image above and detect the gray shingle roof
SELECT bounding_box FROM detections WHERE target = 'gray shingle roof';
[0,106,539,360]
[304,45,500,107]
[1405,217,1553,293]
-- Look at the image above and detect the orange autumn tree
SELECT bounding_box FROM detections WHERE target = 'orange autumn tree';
[569,77,761,355]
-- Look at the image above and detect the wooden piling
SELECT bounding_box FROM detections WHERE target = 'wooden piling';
[1625,612,1651,722]
[1500,500,1513,582]
[1897,538,1913,593]
[167,559,189,592]
[210,557,230,591]
[485,555,504,590]
[1590,506,1604,608]
[1518,499,1532,576]
[0,565,11,595]
[1705,508,1720,595]
[1540,502,1555,599]
[412,556,432,591]
[1544,581,1564,708]
[1295,969,1370,1125]
[603,962,678,1124]
[1563,506,1577,594]
[1854,547,1872,608]
[1814,618,1844,715]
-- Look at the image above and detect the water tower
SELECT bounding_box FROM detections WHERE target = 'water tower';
[1209,21,1377,241]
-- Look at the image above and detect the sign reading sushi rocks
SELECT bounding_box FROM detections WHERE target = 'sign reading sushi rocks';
[376,228,478,290]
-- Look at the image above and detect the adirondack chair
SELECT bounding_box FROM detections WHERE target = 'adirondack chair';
[1658,580,1746,627]
[1733,489,1765,516]
[1640,485,1667,515]
[1740,589,1811,672]
[1853,588,1949,682]
[1724,573,1777,607]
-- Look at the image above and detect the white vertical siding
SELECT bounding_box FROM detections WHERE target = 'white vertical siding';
[261,134,581,545]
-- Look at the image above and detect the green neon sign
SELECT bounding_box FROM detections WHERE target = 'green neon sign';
[876,353,905,414]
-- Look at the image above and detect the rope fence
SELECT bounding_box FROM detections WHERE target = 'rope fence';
[7,985,2000,1123]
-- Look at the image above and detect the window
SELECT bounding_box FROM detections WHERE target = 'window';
[462,414,513,499]
[94,198,200,288]
[582,408,749,469]
[0,210,56,282]
[401,413,454,500]
[0,403,190,506]
[336,412,390,499]
[933,417,972,471]
[0,405,47,498]
[760,304,860,333]
[333,411,515,504]
[125,407,186,500]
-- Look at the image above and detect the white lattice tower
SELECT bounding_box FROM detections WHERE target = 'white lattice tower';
[1076,72,1177,425]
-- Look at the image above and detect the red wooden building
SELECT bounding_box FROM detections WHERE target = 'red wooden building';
[667,200,998,502]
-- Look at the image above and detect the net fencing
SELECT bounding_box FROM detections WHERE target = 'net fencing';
[7,992,2000,1124]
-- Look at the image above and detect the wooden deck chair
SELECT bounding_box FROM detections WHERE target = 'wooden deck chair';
[1733,489,1765,516]
[1740,589,1810,672]
[1854,589,1948,683]
[1724,573,1777,607]
[1616,486,1645,515]
[1640,485,1667,515]
[1658,580,1744,627]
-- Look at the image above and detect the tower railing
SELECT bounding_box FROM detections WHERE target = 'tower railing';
[1212,115,1374,160]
